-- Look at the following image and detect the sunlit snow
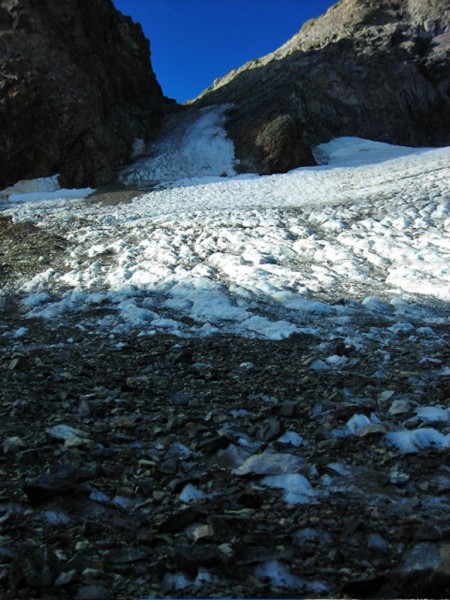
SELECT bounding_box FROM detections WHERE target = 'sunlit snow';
[1,108,449,352]
[0,174,93,205]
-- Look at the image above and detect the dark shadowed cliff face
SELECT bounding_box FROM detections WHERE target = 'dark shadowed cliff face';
[193,0,450,175]
[0,0,170,189]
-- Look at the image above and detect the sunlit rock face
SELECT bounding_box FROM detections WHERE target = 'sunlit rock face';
[0,0,171,189]
[193,0,450,175]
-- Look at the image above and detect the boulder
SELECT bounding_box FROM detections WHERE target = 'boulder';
[0,0,171,189]
[193,0,450,175]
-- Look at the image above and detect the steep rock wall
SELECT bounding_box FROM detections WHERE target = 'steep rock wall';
[0,0,170,189]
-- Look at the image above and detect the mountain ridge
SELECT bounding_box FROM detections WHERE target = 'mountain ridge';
[192,0,450,175]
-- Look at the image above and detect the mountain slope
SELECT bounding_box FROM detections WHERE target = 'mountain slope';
[193,0,450,175]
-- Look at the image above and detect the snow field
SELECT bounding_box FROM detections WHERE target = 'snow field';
[8,139,448,341]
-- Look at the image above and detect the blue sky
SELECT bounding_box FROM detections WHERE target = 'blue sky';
[112,0,337,103]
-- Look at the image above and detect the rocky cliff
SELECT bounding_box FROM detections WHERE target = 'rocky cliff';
[0,0,170,189]
[193,0,450,175]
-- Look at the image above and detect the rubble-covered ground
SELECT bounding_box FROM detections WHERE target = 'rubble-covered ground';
[0,128,449,599]
[0,307,449,599]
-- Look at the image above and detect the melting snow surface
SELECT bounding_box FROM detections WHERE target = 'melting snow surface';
[1,114,449,388]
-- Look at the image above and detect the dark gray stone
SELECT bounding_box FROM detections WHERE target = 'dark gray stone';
[0,0,172,189]
[75,585,111,600]
[388,542,450,597]
[10,541,60,588]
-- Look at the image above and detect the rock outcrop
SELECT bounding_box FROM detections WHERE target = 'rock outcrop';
[0,0,170,189]
[193,0,450,175]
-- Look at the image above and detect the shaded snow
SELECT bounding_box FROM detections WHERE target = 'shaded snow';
[119,105,237,187]
[260,473,317,505]
[254,560,304,588]
[384,428,450,453]
[0,174,93,205]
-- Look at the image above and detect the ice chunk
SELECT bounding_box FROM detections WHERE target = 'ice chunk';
[254,560,304,588]
[277,431,304,447]
[233,452,304,476]
[243,315,298,340]
[385,428,450,453]
[261,473,316,504]
[388,322,415,334]
[346,414,371,434]
[179,483,207,503]
[415,406,449,423]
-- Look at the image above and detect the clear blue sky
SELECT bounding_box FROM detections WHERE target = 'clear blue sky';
[112,0,337,103]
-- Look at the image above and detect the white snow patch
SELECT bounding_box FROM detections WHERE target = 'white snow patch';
[1,175,60,196]
[12,327,28,338]
[347,413,380,434]
[0,175,94,204]
[119,105,236,187]
[261,473,316,504]
[178,483,207,503]
[314,137,429,167]
[254,560,304,588]
[277,431,304,447]
[415,406,450,423]
[384,428,450,453]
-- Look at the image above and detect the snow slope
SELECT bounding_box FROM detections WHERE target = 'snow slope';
[1,107,448,342]
[119,105,237,187]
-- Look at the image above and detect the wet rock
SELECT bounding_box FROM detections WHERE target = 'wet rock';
[171,391,190,406]
[275,401,300,417]
[2,435,25,454]
[235,490,264,509]
[54,569,77,587]
[179,483,207,503]
[389,468,410,485]
[198,435,230,453]
[1,318,449,598]
[173,349,194,365]
[8,355,28,371]
[10,540,60,588]
[388,398,413,415]
[342,575,391,598]
[388,542,450,597]
[46,424,90,442]
[188,523,215,542]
